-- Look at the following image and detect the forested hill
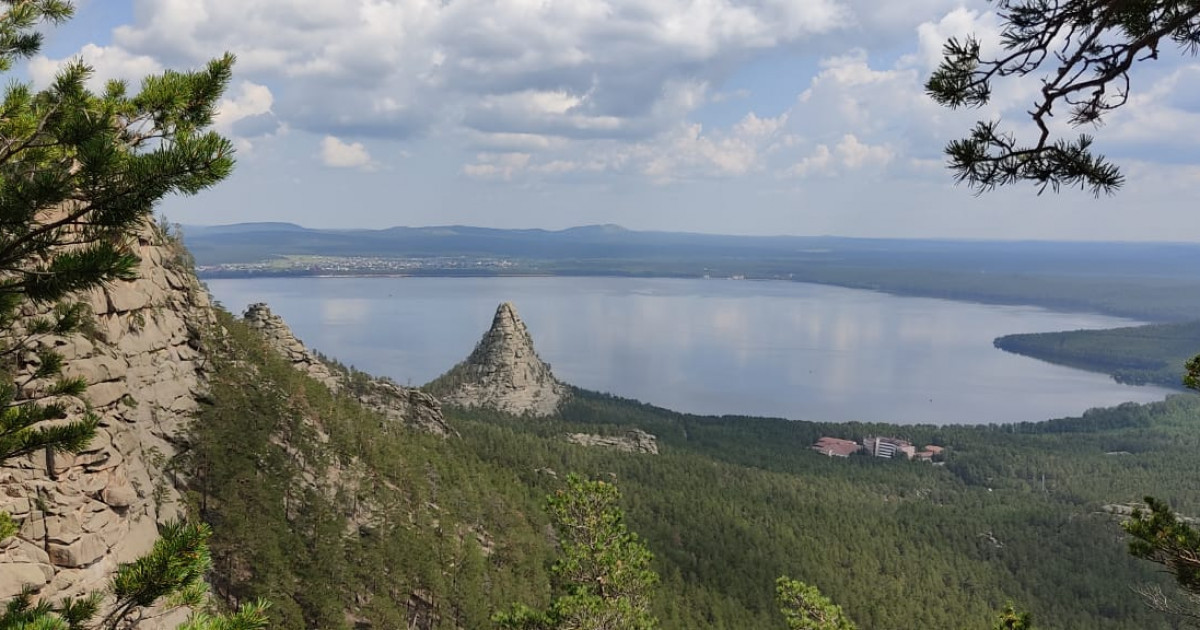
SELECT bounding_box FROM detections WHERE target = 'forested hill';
[189,302,1200,628]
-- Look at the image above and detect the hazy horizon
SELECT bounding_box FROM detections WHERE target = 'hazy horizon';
[178,220,1200,245]
[32,2,1200,242]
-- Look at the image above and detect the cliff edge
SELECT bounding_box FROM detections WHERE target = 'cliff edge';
[0,226,210,625]
[243,303,452,436]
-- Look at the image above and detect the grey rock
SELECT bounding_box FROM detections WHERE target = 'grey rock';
[48,533,107,568]
[243,303,452,436]
[566,429,659,454]
[1,220,213,616]
[436,302,567,417]
[0,563,50,599]
[102,482,137,508]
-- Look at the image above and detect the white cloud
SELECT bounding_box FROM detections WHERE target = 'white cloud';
[216,81,274,132]
[910,7,1002,72]
[29,43,163,90]
[463,152,533,180]
[102,0,850,141]
[320,135,375,170]
[836,134,893,168]
[638,112,790,181]
[214,81,283,152]
[1104,64,1200,154]
[787,144,834,177]
[785,135,893,177]
[69,0,1200,241]
[798,50,928,129]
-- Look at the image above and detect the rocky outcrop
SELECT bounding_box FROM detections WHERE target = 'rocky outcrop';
[243,303,451,436]
[566,429,659,454]
[0,225,210,626]
[434,302,567,417]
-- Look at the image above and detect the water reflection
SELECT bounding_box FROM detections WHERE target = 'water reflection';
[320,298,370,325]
[207,276,1174,424]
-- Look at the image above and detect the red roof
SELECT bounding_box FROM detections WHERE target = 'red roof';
[812,437,860,457]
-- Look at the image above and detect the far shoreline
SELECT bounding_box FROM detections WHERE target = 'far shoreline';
[202,273,1184,396]
[198,268,1159,324]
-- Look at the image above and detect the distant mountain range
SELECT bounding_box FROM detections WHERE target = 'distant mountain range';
[181,222,1200,280]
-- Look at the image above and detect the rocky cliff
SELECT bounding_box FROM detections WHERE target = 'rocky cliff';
[0,226,210,624]
[0,229,454,623]
[431,302,567,417]
[566,429,659,454]
[242,303,451,436]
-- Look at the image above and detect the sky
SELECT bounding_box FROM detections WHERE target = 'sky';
[23,0,1200,240]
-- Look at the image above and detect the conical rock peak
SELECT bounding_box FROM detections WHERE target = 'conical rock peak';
[433,302,566,417]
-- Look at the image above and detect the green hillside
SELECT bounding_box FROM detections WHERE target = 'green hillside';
[186,308,1200,629]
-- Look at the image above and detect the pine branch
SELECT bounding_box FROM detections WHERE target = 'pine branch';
[927,0,1200,194]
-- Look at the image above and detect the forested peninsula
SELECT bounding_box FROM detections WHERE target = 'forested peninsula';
[995,321,1200,389]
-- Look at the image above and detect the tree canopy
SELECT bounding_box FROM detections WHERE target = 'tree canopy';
[775,577,856,630]
[495,474,659,630]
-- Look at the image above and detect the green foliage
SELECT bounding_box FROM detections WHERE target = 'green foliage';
[0,2,73,72]
[775,577,855,630]
[191,308,1200,629]
[1125,497,1200,595]
[0,0,230,534]
[186,310,555,629]
[0,510,14,541]
[176,600,271,630]
[994,320,1200,388]
[0,389,98,461]
[0,589,99,630]
[496,474,659,630]
[994,604,1033,630]
[927,0,1200,194]
[0,5,264,630]
[1184,355,1200,392]
[0,520,268,630]
[451,390,1200,628]
[107,522,215,619]
[96,522,268,630]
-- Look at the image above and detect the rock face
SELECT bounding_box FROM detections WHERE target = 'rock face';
[566,429,659,454]
[435,302,567,417]
[0,225,210,626]
[0,227,454,625]
[243,303,452,436]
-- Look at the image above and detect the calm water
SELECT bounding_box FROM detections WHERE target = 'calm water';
[206,276,1174,425]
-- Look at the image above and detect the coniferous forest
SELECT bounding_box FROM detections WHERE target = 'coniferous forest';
[187,308,1200,629]
[6,3,1200,629]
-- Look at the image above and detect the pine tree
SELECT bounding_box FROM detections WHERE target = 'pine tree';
[494,474,659,630]
[775,577,856,630]
[926,0,1199,195]
[0,0,233,473]
[0,2,262,628]
[993,604,1033,630]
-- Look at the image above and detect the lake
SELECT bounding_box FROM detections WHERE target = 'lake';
[205,276,1175,425]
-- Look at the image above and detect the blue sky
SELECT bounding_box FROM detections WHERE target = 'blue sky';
[25,0,1200,239]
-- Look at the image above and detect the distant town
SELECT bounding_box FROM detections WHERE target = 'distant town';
[195,255,768,280]
[198,255,527,277]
